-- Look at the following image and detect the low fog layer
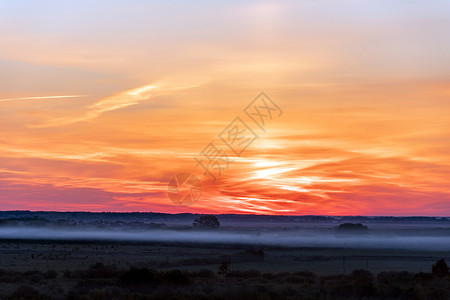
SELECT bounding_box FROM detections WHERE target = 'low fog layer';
[0,227,449,251]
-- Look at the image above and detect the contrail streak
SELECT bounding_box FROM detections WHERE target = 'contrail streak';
[0,95,88,102]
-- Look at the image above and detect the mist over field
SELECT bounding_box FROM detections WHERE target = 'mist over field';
[1,212,450,299]
[1,225,449,251]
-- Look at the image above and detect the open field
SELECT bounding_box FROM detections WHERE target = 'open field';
[1,212,449,299]
[0,238,449,276]
[0,237,449,299]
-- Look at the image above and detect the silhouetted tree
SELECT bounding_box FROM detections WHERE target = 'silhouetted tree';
[193,215,220,228]
[337,223,368,231]
[217,261,229,282]
[432,259,449,277]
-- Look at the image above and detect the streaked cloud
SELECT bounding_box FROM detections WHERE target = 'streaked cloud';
[0,95,88,102]
[29,78,204,128]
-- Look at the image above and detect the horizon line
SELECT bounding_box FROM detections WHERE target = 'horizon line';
[1,210,449,218]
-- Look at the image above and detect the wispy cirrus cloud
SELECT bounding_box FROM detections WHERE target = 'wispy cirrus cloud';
[0,95,88,102]
[30,78,204,128]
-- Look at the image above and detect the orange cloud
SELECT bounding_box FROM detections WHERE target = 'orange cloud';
[1,1,449,215]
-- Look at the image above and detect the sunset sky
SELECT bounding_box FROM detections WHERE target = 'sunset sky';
[1,1,450,215]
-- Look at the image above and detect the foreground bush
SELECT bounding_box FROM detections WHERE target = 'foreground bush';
[3,260,450,300]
